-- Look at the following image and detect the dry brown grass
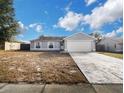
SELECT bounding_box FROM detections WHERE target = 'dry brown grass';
[0,51,88,84]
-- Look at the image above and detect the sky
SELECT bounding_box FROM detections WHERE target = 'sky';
[14,0,123,42]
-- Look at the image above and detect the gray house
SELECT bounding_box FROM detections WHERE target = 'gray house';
[30,32,96,52]
[97,37,123,52]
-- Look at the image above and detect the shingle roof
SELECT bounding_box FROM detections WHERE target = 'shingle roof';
[39,36,64,40]
[30,35,65,42]
[104,37,123,42]
[102,37,123,45]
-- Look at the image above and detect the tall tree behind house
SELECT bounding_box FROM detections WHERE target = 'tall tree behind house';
[0,0,19,42]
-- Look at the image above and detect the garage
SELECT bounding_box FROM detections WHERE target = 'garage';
[64,32,96,52]
[66,40,92,52]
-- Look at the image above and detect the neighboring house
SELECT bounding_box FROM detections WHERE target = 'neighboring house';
[30,32,96,52]
[97,37,123,52]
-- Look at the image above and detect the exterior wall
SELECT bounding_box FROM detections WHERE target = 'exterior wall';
[64,40,67,51]
[5,42,20,51]
[30,41,61,51]
[91,40,96,51]
[116,44,123,52]
[30,41,35,49]
[105,41,116,52]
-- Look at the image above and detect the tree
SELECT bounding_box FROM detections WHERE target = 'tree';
[89,32,102,43]
[0,0,19,42]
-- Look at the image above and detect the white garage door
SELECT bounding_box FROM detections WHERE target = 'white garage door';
[66,40,92,52]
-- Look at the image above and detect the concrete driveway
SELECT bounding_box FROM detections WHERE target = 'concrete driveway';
[70,52,123,84]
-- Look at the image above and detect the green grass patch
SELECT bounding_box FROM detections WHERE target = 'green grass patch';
[98,52,123,59]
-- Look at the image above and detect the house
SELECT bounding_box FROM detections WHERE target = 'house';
[30,36,64,51]
[30,32,96,52]
[97,37,123,52]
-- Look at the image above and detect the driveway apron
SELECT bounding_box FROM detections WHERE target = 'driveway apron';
[70,52,123,84]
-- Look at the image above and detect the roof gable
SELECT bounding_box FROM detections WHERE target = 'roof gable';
[64,32,94,40]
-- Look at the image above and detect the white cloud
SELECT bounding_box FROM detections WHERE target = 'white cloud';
[29,23,43,32]
[18,34,24,38]
[57,11,83,31]
[19,39,30,43]
[105,30,116,37]
[18,21,28,33]
[84,0,123,29]
[105,27,123,37]
[29,23,37,28]
[116,27,123,33]
[56,0,123,31]
[65,2,72,12]
[36,25,43,32]
[85,0,96,6]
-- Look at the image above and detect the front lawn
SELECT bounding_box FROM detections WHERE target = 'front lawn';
[0,51,88,84]
[97,52,123,59]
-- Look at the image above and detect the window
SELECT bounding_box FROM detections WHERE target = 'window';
[115,44,116,48]
[36,42,40,48]
[49,43,53,48]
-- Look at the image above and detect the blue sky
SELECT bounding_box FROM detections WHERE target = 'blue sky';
[14,0,123,42]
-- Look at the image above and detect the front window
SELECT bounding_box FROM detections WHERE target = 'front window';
[36,42,40,48]
[49,43,53,48]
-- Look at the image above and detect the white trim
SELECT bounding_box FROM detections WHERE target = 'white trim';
[30,48,60,51]
[65,40,93,41]
[40,42,42,48]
